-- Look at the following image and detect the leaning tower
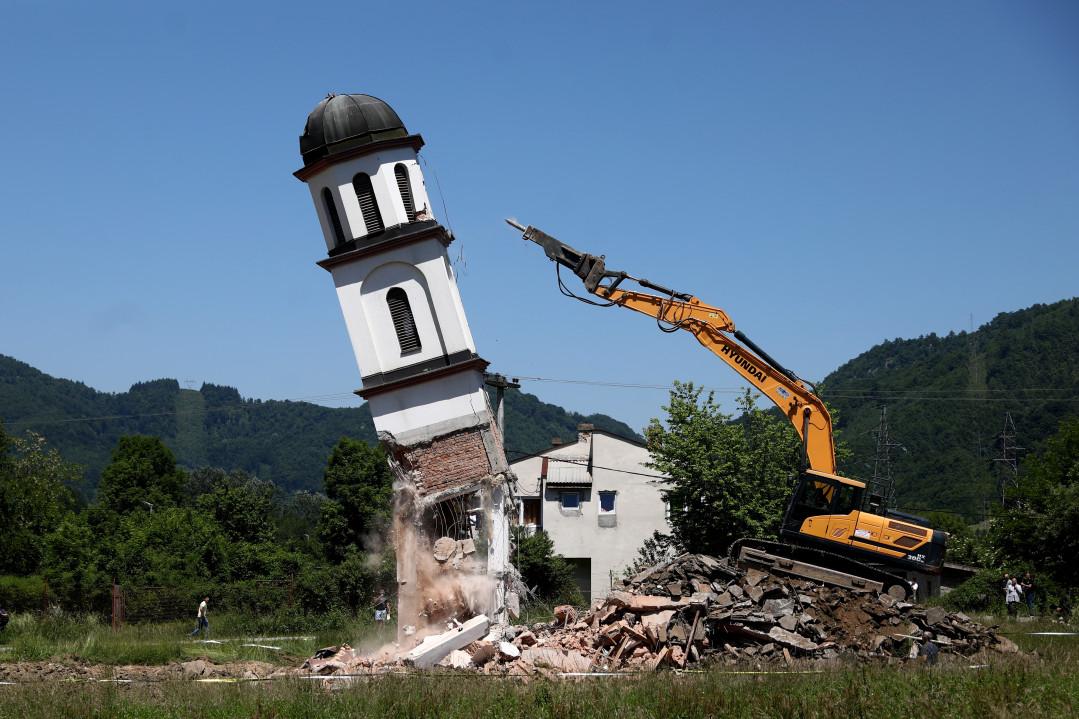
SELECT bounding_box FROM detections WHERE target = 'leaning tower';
[293,94,512,632]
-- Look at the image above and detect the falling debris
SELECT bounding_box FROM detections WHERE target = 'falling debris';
[303,553,1021,676]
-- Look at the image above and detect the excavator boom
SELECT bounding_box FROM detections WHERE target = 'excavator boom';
[507,219,837,474]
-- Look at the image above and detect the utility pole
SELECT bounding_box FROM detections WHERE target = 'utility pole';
[869,406,901,511]
[993,412,1023,505]
[484,373,520,438]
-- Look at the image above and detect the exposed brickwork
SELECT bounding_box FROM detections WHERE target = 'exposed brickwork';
[394,426,493,497]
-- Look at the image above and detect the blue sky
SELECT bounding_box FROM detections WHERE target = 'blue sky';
[1,1,1077,434]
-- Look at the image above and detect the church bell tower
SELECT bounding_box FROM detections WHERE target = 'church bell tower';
[294,94,512,630]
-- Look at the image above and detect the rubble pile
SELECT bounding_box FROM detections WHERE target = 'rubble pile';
[304,553,1020,676]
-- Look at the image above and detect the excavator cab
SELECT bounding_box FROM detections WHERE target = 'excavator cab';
[782,470,864,538]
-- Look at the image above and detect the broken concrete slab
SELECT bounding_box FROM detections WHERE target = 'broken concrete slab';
[767,626,820,652]
[405,615,490,669]
[520,647,591,673]
[630,595,688,612]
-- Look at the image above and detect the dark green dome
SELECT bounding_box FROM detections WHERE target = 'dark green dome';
[299,94,409,167]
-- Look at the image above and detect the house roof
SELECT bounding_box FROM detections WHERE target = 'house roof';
[507,428,646,465]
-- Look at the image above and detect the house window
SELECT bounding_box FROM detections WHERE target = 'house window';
[521,497,541,526]
[322,188,345,246]
[386,287,421,354]
[394,164,416,222]
[599,491,616,513]
[559,491,580,510]
[352,173,384,234]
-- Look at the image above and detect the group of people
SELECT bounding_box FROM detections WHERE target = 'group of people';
[1003,572,1036,619]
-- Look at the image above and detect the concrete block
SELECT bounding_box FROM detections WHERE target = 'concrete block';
[404,615,490,669]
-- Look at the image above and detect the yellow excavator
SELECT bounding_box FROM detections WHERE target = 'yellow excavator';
[507,220,946,598]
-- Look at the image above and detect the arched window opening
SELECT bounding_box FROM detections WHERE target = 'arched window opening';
[322,188,346,246]
[394,164,417,222]
[352,173,385,234]
[386,287,421,354]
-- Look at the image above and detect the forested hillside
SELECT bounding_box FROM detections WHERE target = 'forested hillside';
[824,298,1079,520]
[0,355,638,497]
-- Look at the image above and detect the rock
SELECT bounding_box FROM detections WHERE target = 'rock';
[520,647,591,673]
[498,642,521,660]
[605,590,634,608]
[630,595,687,611]
[553,605,577,625]
[925,606,947,626]
[447,650,472,669]
[181,660,208,679]
[994,636,1020,654]
[514,630,537,647]
[767,627,819,652]
[745,568,767,587]
[778,615,799,632]
[432,536,458,562]
[762,599,795,616]
[470,641,498,665]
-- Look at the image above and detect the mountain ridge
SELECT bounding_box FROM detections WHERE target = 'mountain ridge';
[0,354,639,496]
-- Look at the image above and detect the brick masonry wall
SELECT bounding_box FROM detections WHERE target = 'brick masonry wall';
[398,426,493,497]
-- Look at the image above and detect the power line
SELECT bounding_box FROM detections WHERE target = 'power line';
[507,374,1077,401]
[503,448,670,482]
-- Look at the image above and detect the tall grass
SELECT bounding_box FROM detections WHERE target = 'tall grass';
[0,608,386,666]
[0,659,1076,719]
[0,610,1076,717]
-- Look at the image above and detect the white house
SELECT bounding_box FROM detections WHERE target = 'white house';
[510,424,670,603]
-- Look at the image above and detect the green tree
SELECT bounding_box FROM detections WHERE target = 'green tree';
[625,530,675,577]
[96,435,186,515]
[646,384,802,556]
[193,468,275,545]
[989,417,1079,589]
[0,426,81,575]
[42,513,108,610]
[316,438,392,560]
[510,527,579,602]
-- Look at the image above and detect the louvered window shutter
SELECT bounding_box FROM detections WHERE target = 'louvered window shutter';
[322,188,346,246]
[387,287,421,354]
[395,164,416,222]
[352,173,384,234]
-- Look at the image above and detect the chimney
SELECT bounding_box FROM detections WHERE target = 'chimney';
[550,437,563,447]
[577,423,594,444]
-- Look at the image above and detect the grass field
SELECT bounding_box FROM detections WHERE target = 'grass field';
[0,613,1076,718]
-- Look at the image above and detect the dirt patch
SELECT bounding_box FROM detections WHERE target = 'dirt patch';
[0,659,299,683]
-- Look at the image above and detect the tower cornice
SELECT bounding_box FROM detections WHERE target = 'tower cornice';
[294,134,426,182]
[356,353,490,400]
[316,221,452,272]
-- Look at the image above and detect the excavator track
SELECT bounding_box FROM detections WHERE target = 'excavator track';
[728,538,913,600]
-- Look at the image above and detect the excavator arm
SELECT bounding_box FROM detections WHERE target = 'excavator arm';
[507,220,837,475]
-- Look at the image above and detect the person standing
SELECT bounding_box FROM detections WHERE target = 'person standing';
[1022,572,1036,617]
[1005,578,1021,619]
[189,596,209,637]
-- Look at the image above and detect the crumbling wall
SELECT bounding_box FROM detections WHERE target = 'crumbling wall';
[379,416,515,643]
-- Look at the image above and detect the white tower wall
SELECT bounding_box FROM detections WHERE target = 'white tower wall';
[306,148,433,252]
